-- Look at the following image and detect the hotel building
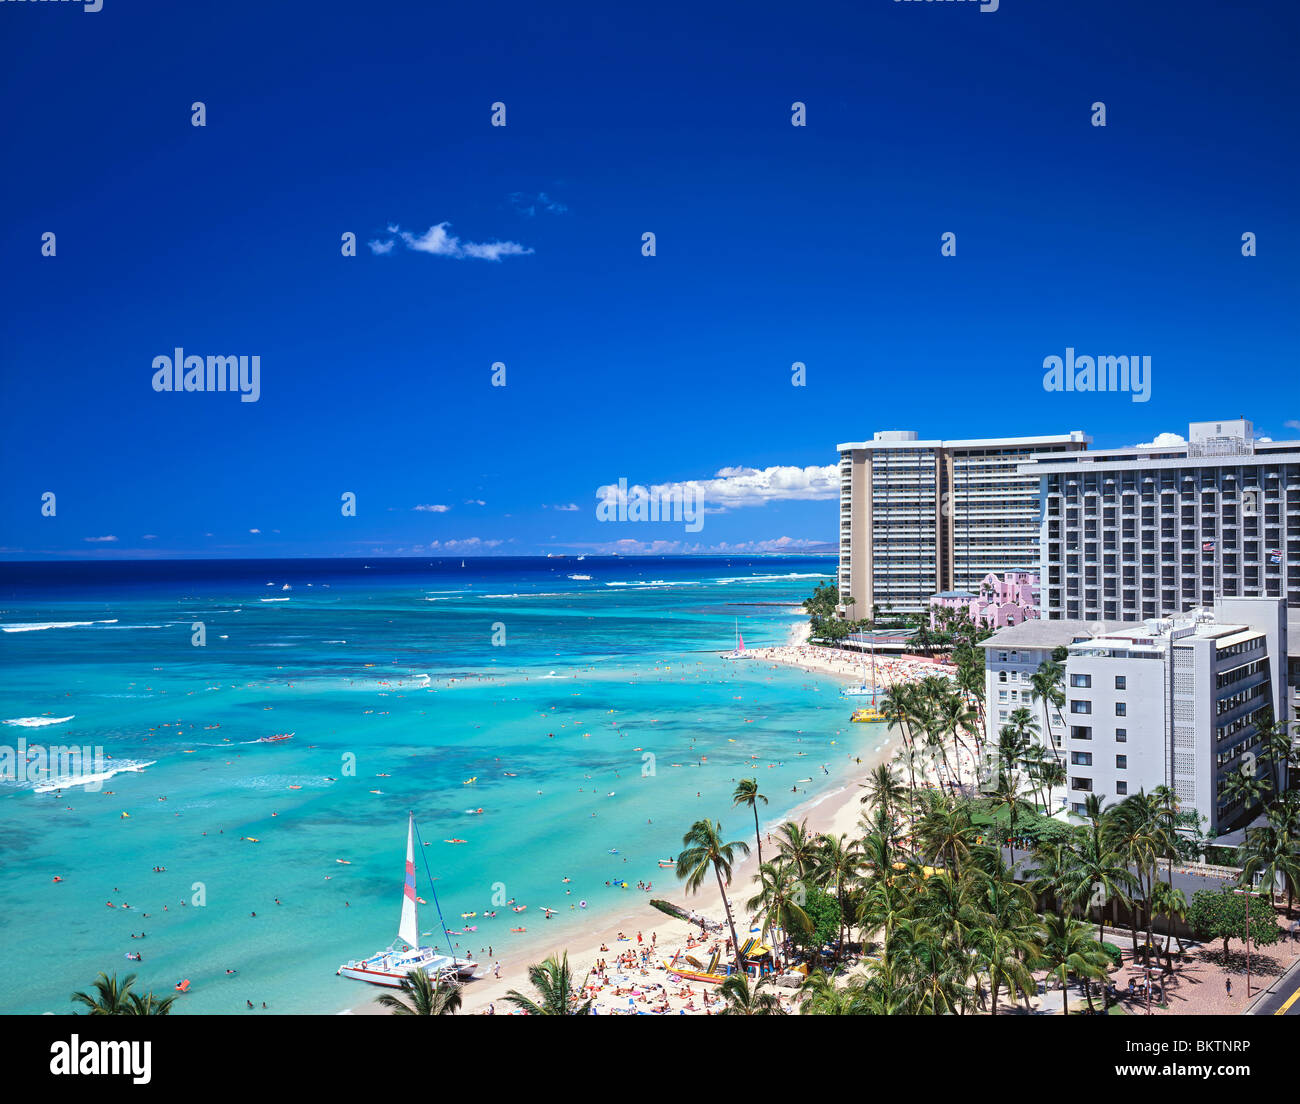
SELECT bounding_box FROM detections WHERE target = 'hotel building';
[981,597,1288,834]
[1026,419,1300,623]
[836,430,1089,617]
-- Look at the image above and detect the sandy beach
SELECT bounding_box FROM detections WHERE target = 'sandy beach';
[349,721,901,1015]
[348,622,973,1016]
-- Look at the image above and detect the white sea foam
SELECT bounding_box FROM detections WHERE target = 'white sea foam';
[4,715,75,728]
[713,572,829,584]
[30,759,157,793]
[1,620,119,633]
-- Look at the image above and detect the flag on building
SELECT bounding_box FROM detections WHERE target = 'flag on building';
[1269,548,1282,564]
[1202,540,1215,553]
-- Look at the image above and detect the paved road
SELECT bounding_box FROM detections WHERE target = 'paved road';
[1249,953,1300,1015]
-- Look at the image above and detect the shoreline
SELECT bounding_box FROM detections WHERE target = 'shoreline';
[345,617,961,1015]
[345,721,898,1015]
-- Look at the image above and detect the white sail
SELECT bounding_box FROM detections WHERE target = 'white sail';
[398,812,419,948]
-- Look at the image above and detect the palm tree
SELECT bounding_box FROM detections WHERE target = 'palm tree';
[816,832,862,961]
[1241,803,1300,911]
[745,860,812,964]
[374,968,462,1015]
[774,819,819,885]
[1149,880,1188,971]
[503,953,592,1015]
[732,778,768,869]
[992,767,1030,869]
[676,818,751,970]
[971,865,1044,1014]
[124,991,177,1016]
[1029,659,1067,765]
[1107,791,1174,955]
[1223,758,1274,822]
[1064,807,1138,941]
[71,972,141,1015]
[1039,757,1067,816]
[879,684,921,796]
[860,762,906,821]
[716,971,786,1015]
[798,970,871,1015]
[1041,913,1110,1014]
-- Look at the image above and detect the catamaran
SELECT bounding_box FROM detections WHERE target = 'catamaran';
[721,618,747,660]
[847,634,886,722]
[337,813,478,987]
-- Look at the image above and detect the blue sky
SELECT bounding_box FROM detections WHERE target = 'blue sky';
[1,0,1297,560]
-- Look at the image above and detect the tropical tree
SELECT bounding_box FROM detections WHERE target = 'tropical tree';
[503,953,592,1015]
[732,778,768,869]
[676,818,751,970]
[71,972,150,1015]
[1041,913,1110,1014]
[745,860,812,965]
[716,971,786,1015]
[1029,659,1066,765]
[375,968,462,1015]
[816,832,862,960]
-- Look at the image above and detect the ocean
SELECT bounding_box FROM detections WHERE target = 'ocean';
[0,555,881,1014]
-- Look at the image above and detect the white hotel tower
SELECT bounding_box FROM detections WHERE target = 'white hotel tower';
[1025,419,1300,623]
[836,430,1088,617]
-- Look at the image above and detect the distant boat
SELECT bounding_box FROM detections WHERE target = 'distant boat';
[845,635,885,721]
[461,560,465,568]
[721,619,747,661]
[336,813,478,987]
[568,574,592,581]
[576,554,586,561]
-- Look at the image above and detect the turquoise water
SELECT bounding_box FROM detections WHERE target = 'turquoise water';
[0,556,878,1014]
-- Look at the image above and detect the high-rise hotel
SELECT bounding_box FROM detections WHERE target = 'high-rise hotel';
[1026,420,1300,622]
[836,430,1089,616]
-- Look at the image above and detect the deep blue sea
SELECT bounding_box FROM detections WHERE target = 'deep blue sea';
[0,555,881,1014]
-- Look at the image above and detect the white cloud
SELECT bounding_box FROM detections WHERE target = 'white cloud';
[390,538,504,554]
[545,503,580,511]
[509,191,568,217]
[1284,420,1300,432]
[569,536,832,555]
[596,464,838,512]
[249,528,261,534]
[368,239,395,255]
[142,534,157,540]
[372,222,533,262]
[1133,432,1186,449]
[464,499,486,506]
[413,504,451,513]
[83,535,118,543]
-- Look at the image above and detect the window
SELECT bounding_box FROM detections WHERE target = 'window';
[1115,702,1127,717]
[1115,675,1127,690]
[1070,726,1092,740]
[1116,781,1128,795]
[998,671,1007,683]
[1116,755,1128,769]
[1071,802,1088,816]
[1071,752,1093,766]
[998,690,1007,702]
[1070,673,1092,688]
[1115,728,1127,742]
[1071,700,1092,714]
[1072,777,1093,792]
